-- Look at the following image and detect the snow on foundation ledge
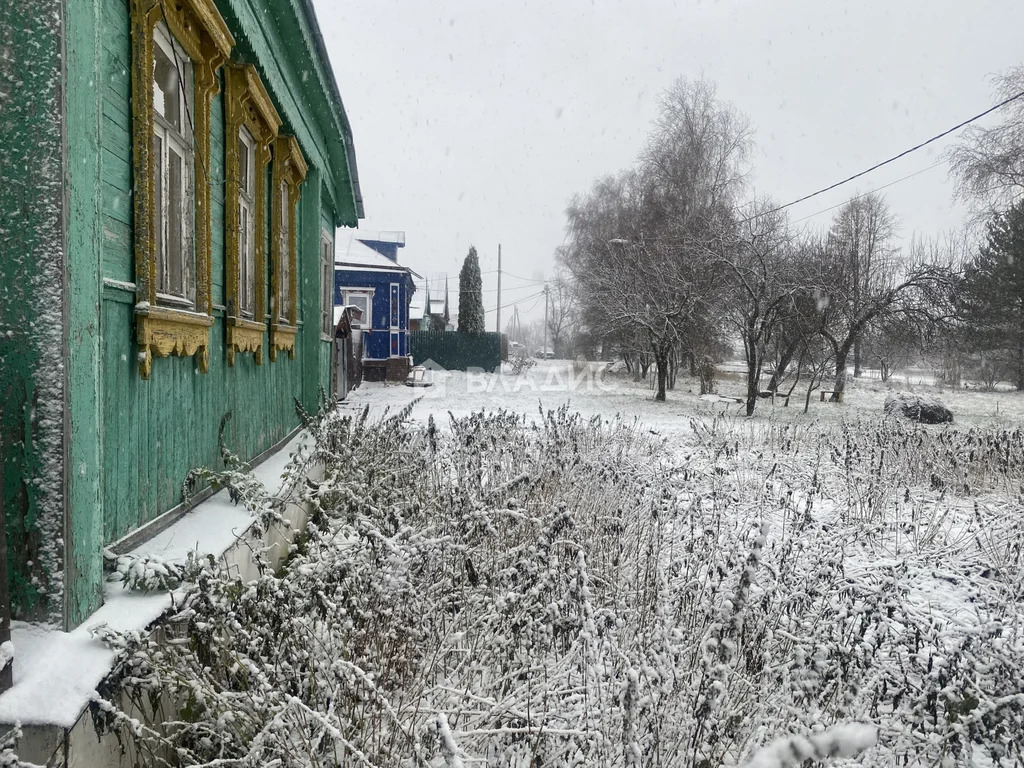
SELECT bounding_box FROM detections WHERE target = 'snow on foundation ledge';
[0,431,311,729]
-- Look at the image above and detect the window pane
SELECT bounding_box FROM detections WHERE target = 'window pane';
[348,294,369,326]
[153,38,182,132]
[168,145,184,294]
[237,133,251,195]
[240,204,250,315]
[280,183,290,318]
[152,133,165,293]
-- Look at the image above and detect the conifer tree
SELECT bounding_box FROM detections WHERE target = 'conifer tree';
[958,201,1024,389]
[458,246,485,333]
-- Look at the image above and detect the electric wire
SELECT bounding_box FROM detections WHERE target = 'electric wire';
[789,160,946,224]
[743,89,1024,222]
[485,290,545,314]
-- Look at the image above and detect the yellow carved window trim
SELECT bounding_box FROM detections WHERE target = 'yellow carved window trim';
[224,64,281,366]
[270,135,307,361]
[130,0,234,379]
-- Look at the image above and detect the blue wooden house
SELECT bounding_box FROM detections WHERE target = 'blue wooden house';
[335,233,417,381]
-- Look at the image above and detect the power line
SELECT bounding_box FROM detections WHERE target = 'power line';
[745,89,1024,222]
[501,270,540,282]
[789,160,946,224]
[441,280,547,295]
[524,290,545,315]
[485,290,545,314]
[481,281,545,293]
[482,268,542,282]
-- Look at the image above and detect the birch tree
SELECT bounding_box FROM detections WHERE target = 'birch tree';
[562,77,752,401]
[825,193,898,377]
[948,66,1024,211]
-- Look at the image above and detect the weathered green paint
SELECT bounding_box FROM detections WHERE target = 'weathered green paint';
[93,0,344,548]
[67,0,107,627]
[98,300,304,543]
[99,0,134,286]
[2,0,355,630]
[0,0,68,622]
[300,168,324,411]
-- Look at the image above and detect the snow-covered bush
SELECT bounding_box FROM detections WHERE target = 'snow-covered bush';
[509,347,536,375]
[92,403,1024,767]
[0,726,38,768]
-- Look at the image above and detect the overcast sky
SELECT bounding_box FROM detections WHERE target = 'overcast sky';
[315,0,1024,324]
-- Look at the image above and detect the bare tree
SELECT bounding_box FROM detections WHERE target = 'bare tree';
[948,66,1024,211]
[826,192,899,377]
[798,333,837,413]
[562,77,752,402]
[545,274,578,358]
[861,316,919,382]
[720,201,802,415]
[818,262,948,401]
[763,235,831,392]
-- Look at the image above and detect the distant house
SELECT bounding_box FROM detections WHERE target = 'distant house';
[335,233,418,381]
[410,276,429,332]
[429,277,453,330]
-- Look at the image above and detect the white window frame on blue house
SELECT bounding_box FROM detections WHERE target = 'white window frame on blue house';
[341,288,374,332]
[389,281,402,358]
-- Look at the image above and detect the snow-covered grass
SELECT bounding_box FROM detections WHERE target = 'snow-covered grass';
[58,363,1024,767]
[350,360,1024,434]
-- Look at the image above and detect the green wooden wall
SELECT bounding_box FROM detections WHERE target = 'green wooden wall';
[57,0,346,626]
[0,0,67,624]
[94,0,334,543]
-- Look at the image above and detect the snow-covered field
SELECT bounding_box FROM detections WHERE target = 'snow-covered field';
[346,359,1024,433]
[97,360,1024,767]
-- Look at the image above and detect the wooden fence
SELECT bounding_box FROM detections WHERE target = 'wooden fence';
[410,331,502,372]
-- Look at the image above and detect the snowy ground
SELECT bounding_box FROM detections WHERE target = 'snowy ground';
[345,359,1024,433]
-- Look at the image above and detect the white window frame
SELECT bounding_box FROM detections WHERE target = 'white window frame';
[389,282,401,330]
[389,282,402,358]
[278,180,291,319]
[341,288,373,330]
[320,230,335,339]
[152,21,195,308]
[237,126,256,318]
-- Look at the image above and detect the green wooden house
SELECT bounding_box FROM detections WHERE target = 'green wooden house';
[0,0,362,641]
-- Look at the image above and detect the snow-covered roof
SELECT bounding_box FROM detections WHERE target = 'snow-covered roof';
[335,232,408,272]
[409,277,428,320]
[332,304,363,328]
[358,230,405,246]
[429,298,447,315]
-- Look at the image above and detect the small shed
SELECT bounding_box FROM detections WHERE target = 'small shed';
[332,305,364,399]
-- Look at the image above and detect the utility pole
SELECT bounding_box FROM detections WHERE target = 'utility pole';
[543,282,549,357]
[496,244,502,333]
